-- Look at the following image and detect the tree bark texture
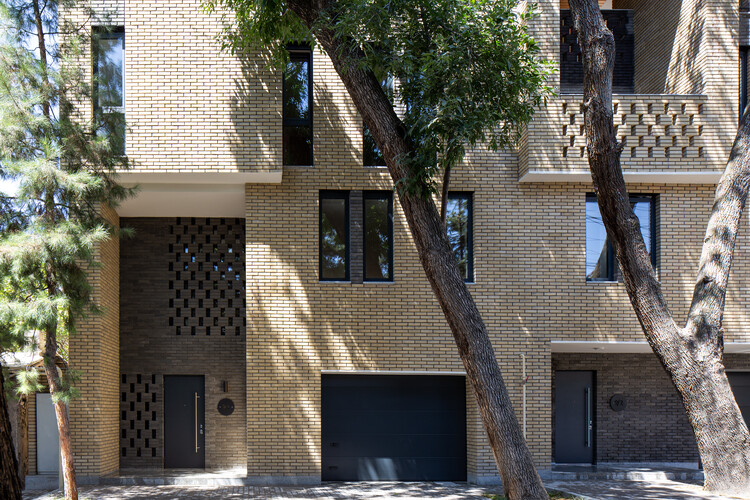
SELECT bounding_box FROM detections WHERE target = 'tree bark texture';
[0,362,23,500]
[569,0,750,494]
[43,337,78,500]
[285,2,547,498]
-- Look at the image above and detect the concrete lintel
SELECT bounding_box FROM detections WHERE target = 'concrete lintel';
[117,171,282,185]
[551,340,750,354]
[519,170,722,185]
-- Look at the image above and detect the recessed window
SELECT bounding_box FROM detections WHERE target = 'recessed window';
[363,191,393,281]
[586,194,655,282]
[320,191,349,280]
[363,77,393,167]
[284,46,313,166]
[93,27,125,156]
[446,193,473,282]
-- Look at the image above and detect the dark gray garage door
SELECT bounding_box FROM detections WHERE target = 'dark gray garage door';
[728,372,750,427]
[321,374,466,481]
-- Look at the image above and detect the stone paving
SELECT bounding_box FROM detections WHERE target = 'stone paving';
[546,479,749,500]
[23,482,497,500]
[22,479,750,499]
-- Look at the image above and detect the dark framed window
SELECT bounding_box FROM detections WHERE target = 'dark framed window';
[741,47,750,119]
[363,77,393,167]
[284,46,313,166]
[93,27,125,156]
[586,194,656,282]
[320,191,349,281]
[446,192,473,282]
[363,191,393,281]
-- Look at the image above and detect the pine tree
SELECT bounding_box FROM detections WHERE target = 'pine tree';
[0,2,131,499]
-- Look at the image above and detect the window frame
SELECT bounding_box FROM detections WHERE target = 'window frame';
[363,77,394,168]
[92,26,125,154]
[585,193,656,282]
[362,190,394,282]
[319,191,350,282]
[446,192,474,283]
[283,45,313,166]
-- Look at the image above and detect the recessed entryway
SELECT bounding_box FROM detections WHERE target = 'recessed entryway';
[164,375,205,468]
[554,370,595,464]
[321,374,466,481]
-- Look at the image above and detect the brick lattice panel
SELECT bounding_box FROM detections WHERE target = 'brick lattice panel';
[168,217,246,337]
[120,373,162,467]
[561,97,704,161]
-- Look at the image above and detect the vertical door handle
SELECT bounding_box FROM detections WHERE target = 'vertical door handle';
[585,387,592,448]
[195,392,199,453]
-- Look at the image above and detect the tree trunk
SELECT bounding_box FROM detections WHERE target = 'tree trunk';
[286,2,547,498]
[569,0,750,494]
[44,330,78,500]
[0,362,23,500]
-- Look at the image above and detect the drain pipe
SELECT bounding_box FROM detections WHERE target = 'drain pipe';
[521,353,527,439]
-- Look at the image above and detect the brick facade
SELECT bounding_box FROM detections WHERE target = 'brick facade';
[60,0,750,484]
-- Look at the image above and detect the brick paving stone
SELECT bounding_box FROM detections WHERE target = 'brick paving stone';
[546,479,750,500]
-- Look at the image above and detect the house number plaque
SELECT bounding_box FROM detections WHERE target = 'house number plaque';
[609,394,627,411]
[217,398,235,416]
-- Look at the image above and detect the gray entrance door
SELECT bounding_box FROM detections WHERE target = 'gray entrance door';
[728,372,750,427]
[321,374,466,481]
[555,370,595,464]
[36,393,60,474]
[164,376,205,468]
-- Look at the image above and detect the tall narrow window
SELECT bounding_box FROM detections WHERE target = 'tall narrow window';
[586,194,655,281]
[363,191,393,281]
[320,191,349,280]
[363,76,393,167]
[446,193,473,282]
[284,47,313,166]
[93,28,125,155]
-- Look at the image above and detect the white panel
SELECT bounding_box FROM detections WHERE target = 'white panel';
[36,393,60,474]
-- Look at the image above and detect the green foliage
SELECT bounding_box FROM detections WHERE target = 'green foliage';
[0,0,132,397]
[203,0,554,196]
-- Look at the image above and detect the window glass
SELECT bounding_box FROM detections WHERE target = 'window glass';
[363,77,393,167]
[284,49,313,165]
[586,194,654,281]
[364,192,393,281]
[446,193,473,282]
[320,193,349,280]
[94,29,125,156]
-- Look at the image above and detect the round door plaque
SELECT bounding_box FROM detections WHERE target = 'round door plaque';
[218,398,235,416]
[610,394,627,412]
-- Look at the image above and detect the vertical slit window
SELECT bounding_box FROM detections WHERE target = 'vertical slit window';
[742,47,750,119]
[446,193,473,282]
[363,191,393,281]
[93,28,125,156]
[320,191,349,281]
[284,46,313,166]
[363,77,393,167]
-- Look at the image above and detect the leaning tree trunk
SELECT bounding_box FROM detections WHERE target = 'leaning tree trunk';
[0,362,23,500]
[285,2,547,498]
[569,0,750,494]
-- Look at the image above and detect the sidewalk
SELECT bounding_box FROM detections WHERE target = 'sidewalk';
[23,479,750,499]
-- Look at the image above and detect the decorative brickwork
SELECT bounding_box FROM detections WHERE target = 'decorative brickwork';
[119,218,246,470]
[167,217,246,337]
[120,374,162,467]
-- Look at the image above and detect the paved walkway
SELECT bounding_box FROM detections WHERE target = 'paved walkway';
[22,479,750,499]
[547,479,749,500]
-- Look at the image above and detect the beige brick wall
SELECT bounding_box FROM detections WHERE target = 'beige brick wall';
[69,206,120,476]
